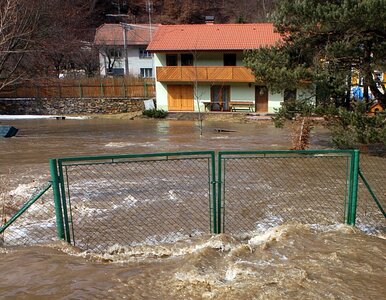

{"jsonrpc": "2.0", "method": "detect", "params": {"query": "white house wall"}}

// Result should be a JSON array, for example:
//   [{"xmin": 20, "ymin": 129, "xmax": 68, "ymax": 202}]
[
  {"xmin": 153, "ymin": 53, "xmax": 314, "ymax": 113},
  {"xmin": 126, "ymin": 46, "xmax": 154, "ymax": 76},
  {"xmin": 99, "ymin": 45, "xmax": 154, "ymax": 77}
]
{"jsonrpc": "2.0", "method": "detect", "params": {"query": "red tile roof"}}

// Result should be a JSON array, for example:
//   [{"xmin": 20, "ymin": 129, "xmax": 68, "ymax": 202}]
[
  {"xmin": 147, "ymin": 23, "xmax": 281, "ymax": 51},
  {"xmin": 94, "ymin": 23, "xmax": 159, "ymax": 46}
]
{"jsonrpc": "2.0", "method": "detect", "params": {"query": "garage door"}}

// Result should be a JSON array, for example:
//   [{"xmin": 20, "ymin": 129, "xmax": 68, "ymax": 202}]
[{"xmin": 167, "ymin": 85, "xmax": 194, "ymax": 111}]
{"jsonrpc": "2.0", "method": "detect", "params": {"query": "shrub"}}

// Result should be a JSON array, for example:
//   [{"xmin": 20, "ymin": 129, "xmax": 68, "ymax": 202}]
[
  {"xmin": 142, "ymin": 109, "xmax": 168, "ymax": 119},
  {"xmin": 272, "ymin": 99, "xmax": 315, "ymax": 128},
  {"xmin": 328, "ymin": 102, "xmax": 386, "ymax": 149}
]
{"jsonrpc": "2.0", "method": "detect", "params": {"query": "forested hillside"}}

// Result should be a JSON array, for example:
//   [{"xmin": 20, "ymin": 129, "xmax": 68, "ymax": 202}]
[
  {"xmin": 0, "ymin": 0, "xmax": 276, "ymax": 86},
  {"xmin": 90, "ymin": 0, "xmax": 277, "ymax": 26}
]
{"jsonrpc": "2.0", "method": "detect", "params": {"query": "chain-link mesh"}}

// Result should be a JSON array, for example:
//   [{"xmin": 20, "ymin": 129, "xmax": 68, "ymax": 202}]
[
  {"xmin": 356, "ymin": 151, "xmax": 386, "ymax": 234},
  {"xmin": 61, "ymin": 155, "xmax": 213, "ymax": 252},
  {"xmin": 1, "ymin": 183, "xmax": 58, "ymax": 246},
  {"xmin": 220, "ymin": 152, "xmax": 353, "ymax": 234}
]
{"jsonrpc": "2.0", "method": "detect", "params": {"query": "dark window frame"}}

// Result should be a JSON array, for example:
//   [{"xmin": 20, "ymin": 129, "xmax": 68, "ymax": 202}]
[
  {"xmin": 166, "ymin": 54, "xmax": 178, "ymax": 66},
  {"xmin": 140, "ymin": 68, "xmax": 153, "ymax": 78},
  {"xmin": 139, "ymin": 48, "xmax": 152, "ymax": 59},
  {"xmin": 223, "ymin": 53, "xmax": 237, "ymax": 66},
  {"xmin": 181, "ymin": 53, "xmax": 194, "ymax": 66}
]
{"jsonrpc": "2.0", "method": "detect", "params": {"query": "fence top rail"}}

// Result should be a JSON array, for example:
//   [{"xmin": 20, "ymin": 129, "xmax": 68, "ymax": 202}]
[
  {"xmin": 53, "ymin": 150, "xmax": 358, "ymax": 164},
  {"xmin": 54, "ymin": 151, "xmax": 216, "ymax": 164},
  {"xmin": 219, "ymin": 149, "xmax": 358, "ymax": 157}
]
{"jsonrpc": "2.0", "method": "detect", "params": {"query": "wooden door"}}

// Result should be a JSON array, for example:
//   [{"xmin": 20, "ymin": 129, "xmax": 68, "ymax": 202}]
[
  {"xmin": 167, "ymin": 85, "xmax": 194, "ymax": 111},
  {"xmin": 255, "ymin": 85, "xmax": 268, "ymax": 112}
]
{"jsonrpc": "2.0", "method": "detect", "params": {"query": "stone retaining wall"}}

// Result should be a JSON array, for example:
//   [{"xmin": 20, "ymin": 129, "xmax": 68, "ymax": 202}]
[{"xmin": 0, "ymin": 98, "xmax": 145, "ymax": 115}]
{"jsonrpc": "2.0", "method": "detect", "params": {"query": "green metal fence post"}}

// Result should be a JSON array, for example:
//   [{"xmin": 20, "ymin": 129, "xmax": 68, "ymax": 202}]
[
  {"xmin": 49, "ymin": 159, "xmax": 65, "ymax": 240},
  {"xmin": 57, "ymin": 160, "xmax": 71, "ymax": 243},
  {"xmin": 217, "ymin": 152, "xmax": 222, "ymax": 234},
  {"xmin": 347, "ymin": 149, "xmax": 360, "ymax": 225},
  {"xmin": 211, "ymin": 152, "xmax": 217, "ymax": 234}
]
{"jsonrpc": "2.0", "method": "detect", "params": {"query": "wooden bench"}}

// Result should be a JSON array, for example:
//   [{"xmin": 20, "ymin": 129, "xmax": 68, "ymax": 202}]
[{"xmin": 229, "ymin": 101, "xmax": 254, "ymax": 112}]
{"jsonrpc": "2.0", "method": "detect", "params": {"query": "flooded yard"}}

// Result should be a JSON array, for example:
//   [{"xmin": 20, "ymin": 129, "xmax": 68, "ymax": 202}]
[{"xmin": 1, "ymin": 116, "xmax": 385, "ymax": 299}]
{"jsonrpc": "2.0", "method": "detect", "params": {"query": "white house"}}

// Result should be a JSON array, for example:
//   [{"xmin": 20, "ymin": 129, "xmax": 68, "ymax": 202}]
[
  {"xmin": 94, "ymin": 23, "xmax": 158, "ymax": 77},
  {"xmin": 147, "ymin": 23, "xmax": 314, "ymax": 113}
]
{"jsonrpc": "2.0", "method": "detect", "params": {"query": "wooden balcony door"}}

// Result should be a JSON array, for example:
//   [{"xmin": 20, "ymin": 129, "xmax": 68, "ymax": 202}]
[
  {"xmin": 211, "ymin": 85, "xmax": 230, "ymax": 111},
  {"xmin": 255, "ymin": 85, "xmax": 268, "ymax": 112},
  {"xmin": 167, "ymin": 85, "xmax": 194, "ymax": 111}
]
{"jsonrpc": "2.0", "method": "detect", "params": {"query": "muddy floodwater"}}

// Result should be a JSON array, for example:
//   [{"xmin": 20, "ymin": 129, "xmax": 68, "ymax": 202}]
[{"xmin": 1, "ymin": 117, "xmax": 385, "ymax": 299}]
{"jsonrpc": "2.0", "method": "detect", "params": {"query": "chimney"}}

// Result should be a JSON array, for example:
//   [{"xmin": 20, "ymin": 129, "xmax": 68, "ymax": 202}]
[{"xmin": 205, "ymin": 16, "xmax": 215, "ymax": 25}]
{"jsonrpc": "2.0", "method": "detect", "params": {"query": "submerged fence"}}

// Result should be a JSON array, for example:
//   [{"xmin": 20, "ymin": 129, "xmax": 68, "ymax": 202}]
[
  {"xmin": 356, "ymin": 153, "xmax": 386, "ymax": 233},
  {"xmin": 218, "ymin": 150, "xmax": 359, "ymax": 234},
  {"xmin": 1, "ymin": 149, "xmax": 384, "ymax": 251},
  {"xmin": 50, "ymin": 152, "xmax": 216, "ymax": 252},
  {"xmin": 0, "ymin": 183, "xmax": 57, "ymax": 246}
]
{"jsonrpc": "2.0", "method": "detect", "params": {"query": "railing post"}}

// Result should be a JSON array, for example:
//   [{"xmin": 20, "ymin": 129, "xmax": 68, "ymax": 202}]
[
  {"xmin": 347, "ymin": 149, "xmax": 360, "ymax": 225},
  {"xmin": 49, "ymin": 159, "xmax": 65, "ymax": 240}
]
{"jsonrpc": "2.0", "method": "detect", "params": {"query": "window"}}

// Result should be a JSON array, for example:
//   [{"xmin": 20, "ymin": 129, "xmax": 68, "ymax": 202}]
[
  {"xmin": 181, "ymin": 54, "xmax": 194, "ymax": 66},
  {"xmin": 166, "ymin": 54, "xmax": 178, "ymax": 66},
  {"xmin": 284, "ymin": 89, "xmax": 297, "ymax": 101},
  {"xmin": 140, "ymin": 68, "xmax": 153, "ymax": 78},
  {"xmin": 109, "ymin": 48, "xmax": 122, "ymax": 59},
  {"xmin": 139, "ymin": 48, "xmax": 152, "ymax": 59},
  {"xmin": 107, "ymin": 68, "xmax": 124, "ymax": 76},
  {"xmin": 223, "ymin": 53, "xmax": 236, "ymax": 66}
]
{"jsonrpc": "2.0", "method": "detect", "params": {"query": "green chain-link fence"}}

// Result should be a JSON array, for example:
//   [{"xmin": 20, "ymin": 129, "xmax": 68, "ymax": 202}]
[
  {"xmin": 218, "ymin": 150, "xmax": 359, "ymax": 234},
  {"xmin": 0, "ymin": 183, "xmax": 57, "ymax": 246},
  {"xmin": 52, "ymin": 152, "xmax": 216, "ymax": 252},
  {"xmin": 1, "ymin": 149, "xmax": 384, "ymax": 251},
  {"xmin": 356, "ymin": 150, "xmax": 386, "ymax": 234}
]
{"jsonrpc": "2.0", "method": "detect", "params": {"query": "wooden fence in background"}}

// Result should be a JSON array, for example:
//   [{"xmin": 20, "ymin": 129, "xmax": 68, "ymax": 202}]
[{"xmin": 0, "ymin": 77, "xmax": 155, "ymax": 99}]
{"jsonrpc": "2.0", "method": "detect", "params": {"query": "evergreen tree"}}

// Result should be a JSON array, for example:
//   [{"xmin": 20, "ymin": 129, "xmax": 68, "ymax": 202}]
[{"xmin": 244, "ymin": 0, "xmax": 386, "ymax": 108}]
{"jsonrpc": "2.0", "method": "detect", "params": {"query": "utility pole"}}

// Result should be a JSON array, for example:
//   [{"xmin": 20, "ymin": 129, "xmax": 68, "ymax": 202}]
[
  {"xmin": 146, "ymin": 0, "xmax": 153, "ymax": 41},
  {"xmin": 121, "ymin": 23, "xmax": 131, "ymax": 75}
]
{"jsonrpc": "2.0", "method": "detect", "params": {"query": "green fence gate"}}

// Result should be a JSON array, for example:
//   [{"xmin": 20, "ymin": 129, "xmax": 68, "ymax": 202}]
[
  {"xmin": 3, "ymin": 149, "xmax": 385, "ymax": 250},
  {"xmin": 47, "ymin": 149, "xmax": 365, "ymax": 252},
  {"xmin": 0, "ymin": 182, "xmax": 57, "ymax": 246},
  {"xmin": 356, "ymin": 152, "xmax": 386, "ymax": 233},
  {"xmin": 218, "ymin": 150, "xmax": 359, "ymax": 234},
  {"xmin": 50, "ymin": 151, "xmax": 216, "ymax": 252}
]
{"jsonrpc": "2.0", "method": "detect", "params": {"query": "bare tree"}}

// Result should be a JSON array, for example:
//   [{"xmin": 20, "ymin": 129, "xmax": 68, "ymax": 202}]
[
  {"xmin": 96, "ymin": 43, "xmax": 123, "ymax": 75},
  {"xmin": 0, "ymin": 0, "xmax": 39, "ymax": 90},
  {"xmin": 73, "ymin": 43, "xmax": 99, "ymax": 77}
]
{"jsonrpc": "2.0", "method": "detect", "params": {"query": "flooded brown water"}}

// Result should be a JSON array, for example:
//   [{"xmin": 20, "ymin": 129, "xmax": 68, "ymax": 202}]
[
  {"xmin": 1, "ymin": 225, "xmax": 385, "ymax": 299},
  {"xmin": 1, "ymin": 117, "xmax": 385, "ymax": 299}
]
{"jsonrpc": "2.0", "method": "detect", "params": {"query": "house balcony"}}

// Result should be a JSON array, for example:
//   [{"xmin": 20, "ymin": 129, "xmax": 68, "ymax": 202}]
[{"xmin": 156, "ymin": 66, "xmax": 255, "ymax": 83}]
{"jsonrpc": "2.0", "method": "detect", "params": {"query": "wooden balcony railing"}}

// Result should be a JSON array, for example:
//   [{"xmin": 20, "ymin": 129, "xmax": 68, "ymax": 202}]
[{"xmin": 156, "ymin": 66, "xmax": 255, "ymax": 83}]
